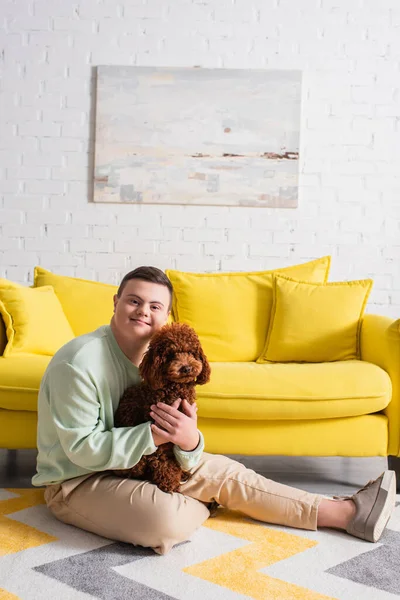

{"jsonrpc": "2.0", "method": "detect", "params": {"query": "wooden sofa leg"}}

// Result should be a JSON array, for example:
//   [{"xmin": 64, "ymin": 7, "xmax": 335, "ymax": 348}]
[{"xmin": 388, "ymin": 456, "xmax": 400, "ymax": 493}]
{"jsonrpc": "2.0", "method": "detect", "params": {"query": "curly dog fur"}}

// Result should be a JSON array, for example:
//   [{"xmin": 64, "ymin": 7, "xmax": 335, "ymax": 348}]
[{"xmin": 113, "ymin": 323, "xmax": 211, "ymax": 493}]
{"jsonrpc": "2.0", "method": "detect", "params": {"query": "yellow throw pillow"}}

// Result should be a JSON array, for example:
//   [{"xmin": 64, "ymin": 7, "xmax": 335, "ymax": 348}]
[
  {"xmin": 0, "ymin": 313, "xmax": 7, "ymax": 356},
  {"xmin": 0, "ymin": 278, "xmax": 23, "ymax": 356},
  {"xmin": 257, "ymin": 274, "xmax": 373, "ymax": 363},
  {"xmin": 34, "ymin": 267, "xmax": 117, "ymax": 336},
  {"xmin": 0, "ymin": 278, "xmax": 22, "ymax": 290},
  {"xmin": 166, "ymin": 256, "xmax": 331, "ymax": 362},
  {"xmin": 0, "ymin": 285, "xmax": 75, "ymax": 357}
]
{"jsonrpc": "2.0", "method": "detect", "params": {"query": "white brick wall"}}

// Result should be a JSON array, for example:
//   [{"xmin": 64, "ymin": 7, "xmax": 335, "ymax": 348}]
[{"xmin": 1, "ymin": 0, "xmax": 400, "ymax": 317}]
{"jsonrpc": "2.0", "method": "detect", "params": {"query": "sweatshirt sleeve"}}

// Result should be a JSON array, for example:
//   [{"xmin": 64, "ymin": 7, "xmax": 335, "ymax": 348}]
[
  {"xmin": 44, "ymin": 362, "xmax": 157, "ymax": 472},
  {"xmin": 173, "ymin": 430, "xmax": 204, "ymax": 470}
]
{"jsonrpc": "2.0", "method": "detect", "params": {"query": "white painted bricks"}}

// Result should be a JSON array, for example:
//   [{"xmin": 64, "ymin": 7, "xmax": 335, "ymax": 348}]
[{"xmin": 0, "ymin": 0, "xmax": 399, "ymax": 318}]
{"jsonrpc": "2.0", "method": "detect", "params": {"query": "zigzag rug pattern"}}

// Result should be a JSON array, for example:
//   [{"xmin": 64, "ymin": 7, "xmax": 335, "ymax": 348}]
[{"xmin": 0, "ymin": 488, "xmax": 399, "ymax": 600}]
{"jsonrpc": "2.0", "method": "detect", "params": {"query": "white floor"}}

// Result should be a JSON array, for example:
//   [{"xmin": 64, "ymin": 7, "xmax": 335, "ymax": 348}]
[{"xmin": 0, "ymin": 449, "xmax": 389, "ymax": 496}]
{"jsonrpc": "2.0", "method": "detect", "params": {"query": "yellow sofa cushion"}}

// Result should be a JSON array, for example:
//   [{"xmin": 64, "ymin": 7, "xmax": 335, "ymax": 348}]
[
  {"xmin": 0, "ymin": 353, "xmax": 390, "ymax": 422},
  {"xmin": 166, "ymin": 256, "xmax": 331, "ymax": 362},
  {"xmin": 0, "ymin": 354, "xmax": 52, "ymax": 411},
  {"xmin": 258, "ymin": 275, "xmax": 373, "ymax": 363},
  {"xmin": 0, "ymin": 284, "xmax": 75, "ymax": 357},
  {"xmin": 34, "ymin": 267, "xmax": 117, "ymax": 336},
  {"xmin": 197, "ymin": 360, "xmax": 390, "ymax": 420}
]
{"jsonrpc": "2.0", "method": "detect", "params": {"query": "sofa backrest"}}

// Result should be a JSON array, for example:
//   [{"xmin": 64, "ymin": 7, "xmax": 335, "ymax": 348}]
[{"xmin": 0, "ymin": 315, "xmax": 6, "ymax": 356}]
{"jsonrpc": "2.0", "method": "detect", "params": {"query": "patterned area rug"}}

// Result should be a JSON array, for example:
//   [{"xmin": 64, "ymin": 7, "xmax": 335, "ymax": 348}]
[{"xmin": 0, "ymin": 488, "xmax": 399, "ymax": 600}]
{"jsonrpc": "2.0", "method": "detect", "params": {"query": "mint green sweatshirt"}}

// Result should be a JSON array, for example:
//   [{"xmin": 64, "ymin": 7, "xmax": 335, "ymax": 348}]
[{"xmin": 32, "ymin": 325, "xmax": 204, "ymax": 487}]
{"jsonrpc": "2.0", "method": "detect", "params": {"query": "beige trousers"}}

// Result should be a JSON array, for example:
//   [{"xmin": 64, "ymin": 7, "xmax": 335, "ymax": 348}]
[{"xmin": 44, "ymin": 452, "xmax": 322, "ymax": 555}]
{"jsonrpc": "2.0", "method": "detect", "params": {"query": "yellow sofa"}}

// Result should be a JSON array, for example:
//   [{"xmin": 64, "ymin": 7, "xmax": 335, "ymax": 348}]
[{"xmin": 0, "ymin": 261, "xmax": 399, "ymax": 490}]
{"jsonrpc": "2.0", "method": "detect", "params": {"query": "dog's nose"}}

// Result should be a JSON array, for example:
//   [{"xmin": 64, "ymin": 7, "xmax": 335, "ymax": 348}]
[{"xmin": 180, "ymin": 365, "xmax": 191, "ymax": 374}]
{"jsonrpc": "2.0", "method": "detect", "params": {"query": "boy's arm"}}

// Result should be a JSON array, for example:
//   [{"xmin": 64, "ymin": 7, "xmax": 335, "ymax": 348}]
[
  {"xmin": 150, "ymin": 399, "xmax": 204, "ymax": 470},
  {"xmin": 173, "ymin": 431, "xmax": 204, "ymax": 470},
  {"xmin": 44, "ymin": 362, "xmax": 157, "ymax": 472}
]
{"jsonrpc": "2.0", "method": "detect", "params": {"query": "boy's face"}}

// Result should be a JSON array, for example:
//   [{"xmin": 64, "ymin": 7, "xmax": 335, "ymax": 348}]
[{"xmin": 112, "ymin": 279, "xmax": 171, "ymax": 346}]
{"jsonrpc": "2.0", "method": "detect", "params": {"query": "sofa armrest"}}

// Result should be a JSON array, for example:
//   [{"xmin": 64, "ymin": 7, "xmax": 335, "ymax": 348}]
[{"xmin": 360, "ymin": 314, "xmax": 400, "ymax": 456}]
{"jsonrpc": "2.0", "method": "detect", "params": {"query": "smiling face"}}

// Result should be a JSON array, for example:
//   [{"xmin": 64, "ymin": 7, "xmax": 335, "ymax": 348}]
[{"xmin": 112, "ymin": 279, "xmax": 171, "ymax": 350}]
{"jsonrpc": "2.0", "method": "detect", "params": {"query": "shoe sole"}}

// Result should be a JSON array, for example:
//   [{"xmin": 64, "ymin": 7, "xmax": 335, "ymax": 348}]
[{"xmin": 366, "ymin": 470, "xmax": 396, "ymax": 542}]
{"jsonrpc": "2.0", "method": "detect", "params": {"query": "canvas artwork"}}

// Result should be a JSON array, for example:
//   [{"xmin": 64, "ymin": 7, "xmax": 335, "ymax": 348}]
[{"xmin": 93, "ymin": 66, "xmax": 302, "ymax": 208}]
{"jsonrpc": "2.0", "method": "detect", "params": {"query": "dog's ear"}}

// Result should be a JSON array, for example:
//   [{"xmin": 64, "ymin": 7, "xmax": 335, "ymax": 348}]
[
  {"xmin": 139, "ymin": 345, "xmax": 166, "ymax": 389},
  {"xmin": 196, "ymin": 345, "xmax": 211, "ymax": 385}
]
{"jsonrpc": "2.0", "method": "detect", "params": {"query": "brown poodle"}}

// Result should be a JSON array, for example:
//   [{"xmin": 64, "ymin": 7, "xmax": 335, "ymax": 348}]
[{"xmin": 113, "ymin": 322, "xmax": 211, "ymax": 493}]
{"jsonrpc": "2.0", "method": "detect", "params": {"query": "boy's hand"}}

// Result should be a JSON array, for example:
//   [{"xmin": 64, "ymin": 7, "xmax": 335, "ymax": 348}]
[
  {"xmin": 150, "ymin": 399, "xmax": 200, "ymax": 451},
  {"xmin": 150, "ymin": 399, "xmax": 181, "ymax": 447}
]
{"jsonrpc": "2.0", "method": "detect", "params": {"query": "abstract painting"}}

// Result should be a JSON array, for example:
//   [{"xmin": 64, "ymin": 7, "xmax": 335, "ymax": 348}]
[{"xmin": 93, "ymin": 66, "xmax": 302, "ymax": 207}]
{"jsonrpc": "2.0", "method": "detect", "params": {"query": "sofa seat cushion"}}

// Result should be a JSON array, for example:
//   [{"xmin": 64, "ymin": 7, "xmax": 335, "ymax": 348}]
[
  {"xmin": 0, "ymin": 355, "xmax": 51, "ymax": 411},
  {"xmin": 197, "ymin": 360, "xmax": 391, "ymax": 420}
]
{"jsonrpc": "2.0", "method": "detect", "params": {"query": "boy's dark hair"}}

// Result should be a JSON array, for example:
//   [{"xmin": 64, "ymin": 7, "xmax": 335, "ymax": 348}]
[{"xmin": 117, "ymin": 266, "xmax": 173, "ymax": 309}]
